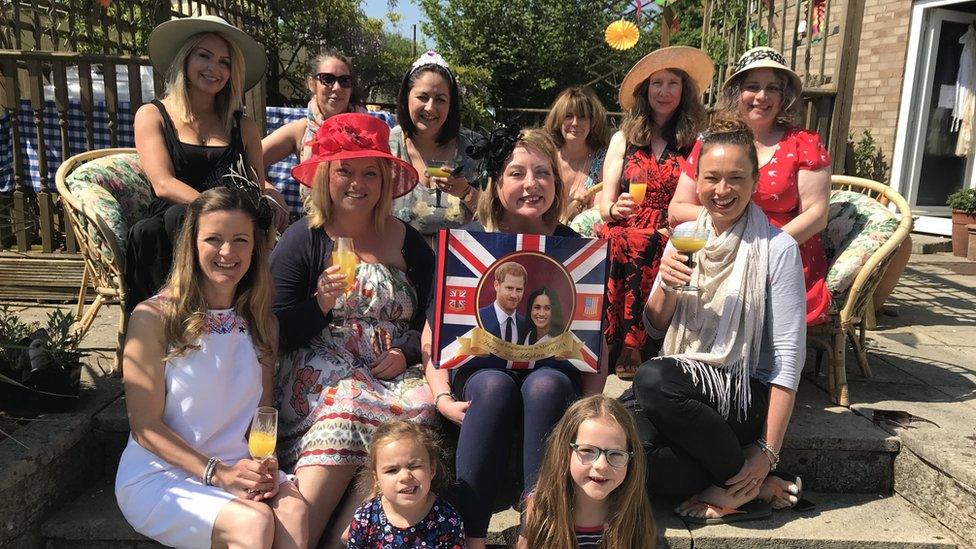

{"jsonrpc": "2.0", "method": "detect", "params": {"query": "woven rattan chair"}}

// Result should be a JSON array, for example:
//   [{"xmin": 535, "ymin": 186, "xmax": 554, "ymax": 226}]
[
  {"xmin": 808, "ymin": 175, "xmax": 913, "ymax": 406},
  {"xmin": 55, "ymin": 148, "xmax": 152, "ymax": 373},
  {"xmin": 564, "ymin": 182, "xmax": 604, "ymax": 224}
]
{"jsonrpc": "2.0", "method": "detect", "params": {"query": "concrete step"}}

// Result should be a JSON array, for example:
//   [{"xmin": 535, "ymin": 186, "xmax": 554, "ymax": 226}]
[
  {"xmin": 911, "ymin": 234, "xmax": 954, "ymax": 255},
  {"xmin": 44, "ymin": 478, "xmax": 959, "ymax": 549}
]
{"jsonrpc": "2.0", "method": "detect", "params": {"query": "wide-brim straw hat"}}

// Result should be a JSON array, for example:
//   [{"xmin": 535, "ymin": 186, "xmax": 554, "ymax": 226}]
[
  {"xmin": 723, "ymin": 46, "xmax": 803, "ymax": 97},
  {"xmin": 292, "ymin": 113, "xmax": 419, "ymax": 199},
  {"xmin": 149, "ymin": 15, "xmax": 267, "ymax": 91},
  {"xmin": 618, "ymin": 46, "xmax": 715, "ymax": 110}
]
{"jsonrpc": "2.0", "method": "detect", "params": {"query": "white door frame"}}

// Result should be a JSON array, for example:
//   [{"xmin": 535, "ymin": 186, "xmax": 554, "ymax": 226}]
[{"xmin": 891, "ymin": 0, "xmax": 976, "ymax": 235}]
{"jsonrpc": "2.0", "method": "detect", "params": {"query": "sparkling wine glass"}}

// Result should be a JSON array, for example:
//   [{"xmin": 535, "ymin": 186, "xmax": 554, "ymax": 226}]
[
  {"xmin": 331, "ymin": 237, "xmax": 357, "ymax": 332},
  {"xmin": 670, "ymin": 222, "xmax": 709, "ymax": 292},
  {"xmin": 248, "ymin": 407, "xmax": 277, "ymax": 461}
]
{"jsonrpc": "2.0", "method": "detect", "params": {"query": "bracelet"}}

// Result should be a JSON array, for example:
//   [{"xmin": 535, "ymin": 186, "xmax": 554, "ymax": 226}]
[
  {"xmin": 434, "ymin": 391, "xmax": 455, "ymax": 407},
  {"xmin": 203, "ymin": 457, "xmax": 221, "ymax": 486},
  {"xmin": 755, "ymin": 438, "xmax": 780, "ymax": 470}
]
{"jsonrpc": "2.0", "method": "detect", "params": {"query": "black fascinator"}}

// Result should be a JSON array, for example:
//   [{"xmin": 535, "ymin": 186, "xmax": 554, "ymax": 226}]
[
  {"xmin": 466, "ymin": 124, "xmax": 522, "ymax": 187},
  {"xmin": 220, "ymin": 156, "xmax": 276, "ymax": 232}
]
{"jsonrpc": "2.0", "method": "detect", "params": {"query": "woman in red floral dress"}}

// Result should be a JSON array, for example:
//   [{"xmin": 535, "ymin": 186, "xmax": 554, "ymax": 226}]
[
  {"xmin": 669, "ymin": 47, "xmax": 832, "ymax": 326},
  {"xmin": 598, "ymin": 47, "xmax": 713, "ymax": 377}
]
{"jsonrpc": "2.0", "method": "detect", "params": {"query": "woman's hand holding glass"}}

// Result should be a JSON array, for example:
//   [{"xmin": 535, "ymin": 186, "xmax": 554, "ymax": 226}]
[
  {"xmin": 612, "ymin": 192, "xmax": 636, "ymax": 219},
  {"xmin": 212, "ymin": 458, "xmax": 277, "ymax": 501},
  {"xmin": 431, "ymin": 172, "xmax": 471, "ymax": 199},
  {"xmin": 315, "ymin": 265, "xmax": 347, "ymax": 315},
  {"xmin": 660, "ymin": 247, "xmax": 693, "ymax": 289}
]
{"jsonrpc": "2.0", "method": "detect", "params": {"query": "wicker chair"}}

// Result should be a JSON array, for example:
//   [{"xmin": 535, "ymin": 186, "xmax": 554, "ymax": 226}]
[
  {"xmin": 54, "ymin": 148, "xmax": 153, "ymax": 372},
  {"xmin": 808, "ymin": 175, "xmax": 913, "ymax": 406}
]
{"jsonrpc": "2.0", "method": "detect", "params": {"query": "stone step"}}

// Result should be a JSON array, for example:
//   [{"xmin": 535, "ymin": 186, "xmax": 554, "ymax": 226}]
[
  {"xmin": 911, "ymin": 234, "xmax": 954, "ymax": 255},
  {"xmin": 44, "ymin": 478, "xmax": 959, "ymax": 549}
]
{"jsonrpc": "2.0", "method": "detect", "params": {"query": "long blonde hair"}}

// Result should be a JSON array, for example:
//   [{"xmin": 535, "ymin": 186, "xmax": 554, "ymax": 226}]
[
  {"xmin": 619, "ymin": 69, "xmax": 705, "ymax": 151},
  {"xmin": 162, "ymin": 31, "xmax": 245, "ymax": 133},
  {"xmin": 475, "ymin": 128, "xmax": 565, "ymax": 232},
  {"xmin": 303, "ymin": 160, "xmax": 393, "ymax": 234},
  {"xmin": 162, "ymin": 187, "xmax": 276, "ymax": 365},
  {"xmin": 522, "ymin": 395, "xmax": 656, "ymax": 549}
]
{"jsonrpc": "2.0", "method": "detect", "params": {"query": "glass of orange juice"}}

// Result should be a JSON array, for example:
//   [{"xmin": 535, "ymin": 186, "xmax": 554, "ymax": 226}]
[
  {"xmin": 670, "ymin": 222, "xmax": 709, "ymax": 292},
  {"xmin": 332, "ymin": 237, "xmax": 357, "ymax": 331},
  {"xmin": 248, "ymin": 406, "xmax": 277, "ymax": 462},
  {"xmin": 629, "ymin": 181, "xmax": 647, "ymax": 205}
]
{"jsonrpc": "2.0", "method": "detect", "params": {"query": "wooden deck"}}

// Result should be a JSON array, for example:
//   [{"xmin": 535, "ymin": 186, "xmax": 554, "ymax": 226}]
[{"xmin": 0, "ymin": 251, "xmax": 85, "ymax": 303}]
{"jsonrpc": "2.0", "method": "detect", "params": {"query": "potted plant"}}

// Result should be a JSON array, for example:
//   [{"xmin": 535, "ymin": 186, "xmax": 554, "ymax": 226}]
[
  {"xmin": 0, "ymin": 307, "xmax": 84, "ymax": 413},
  {"xmin": 947, "ymin": 188, "xmax": 976, "ymax": 257}
]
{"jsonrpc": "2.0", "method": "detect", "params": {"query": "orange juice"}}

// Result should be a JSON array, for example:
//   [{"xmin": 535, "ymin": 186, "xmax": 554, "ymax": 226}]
[
  {"xmin": 334, "ymin": 250, "xmax": 357, "ymax": 290},
  {"xmin": 426, "ymin": 166, "xmax": 452, "ymax": 178},
  {"xmin": 629, "ymin": 182, "xmax": 647, "ymax": 204},
  {"xmin": 670, "ymin": 236, "xmax": 707, "ymax": 253},
  {"xmin": 248, "ymin": 432, "xmax": 276, "ymax": 460}
]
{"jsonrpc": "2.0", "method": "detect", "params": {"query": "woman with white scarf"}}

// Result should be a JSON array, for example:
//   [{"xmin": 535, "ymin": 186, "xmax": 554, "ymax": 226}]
[{"xmin": 635, "ymin": 117, "xmax": 806, "ymax": 524}]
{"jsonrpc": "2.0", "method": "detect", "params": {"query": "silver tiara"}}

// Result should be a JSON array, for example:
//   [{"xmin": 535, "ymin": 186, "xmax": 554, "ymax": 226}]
[{"xmin": 410, "ymin": 50, "xmax": 452, "ymax": 76}]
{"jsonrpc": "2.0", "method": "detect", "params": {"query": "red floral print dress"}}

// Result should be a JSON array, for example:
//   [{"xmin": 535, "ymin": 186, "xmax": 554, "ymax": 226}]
[
  {"xmin": 597, "ymin": 145, "xmax": 681, "ymax": 365},
  {"xmin": 684, "ymin": 127, "xmax": 832, "ymax": 325}
]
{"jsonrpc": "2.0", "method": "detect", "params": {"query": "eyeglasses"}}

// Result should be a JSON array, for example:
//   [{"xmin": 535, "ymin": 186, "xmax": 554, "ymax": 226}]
[
  {"xmin": 742, "ymin": 82, "xmax": 785, "ymax": 96},
  {"xmin": 570, "ymin": 443, "xmax": 632, "ymax": 468},
  {"xmin": 315, "ymin": 72, "xmax": 353, "ymax": 88}
]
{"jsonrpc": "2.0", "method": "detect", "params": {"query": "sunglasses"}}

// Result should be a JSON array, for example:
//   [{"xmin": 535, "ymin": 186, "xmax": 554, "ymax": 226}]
[
  {"xmin": 315, "ymin": 72, "xmax": 353, "ymax": 88},
  {"xmin": 570, "ymin": 443, "xmax": 632, "ymax": 468}
]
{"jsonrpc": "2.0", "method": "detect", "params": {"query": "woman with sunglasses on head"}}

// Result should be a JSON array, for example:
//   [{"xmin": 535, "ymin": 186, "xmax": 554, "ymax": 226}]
[
  {"xmin": 422, "ymin": 128, "xmax": 608, "ymax": 549},
  {"xmin": 270, "ymin": 113, "xmax": 439, "ymax": 548},
  {"xmin": 390, "ymin": 51, "xmax": 486, "ymax": 240},
  {"xmin": 262, "ymin": 50, "xmax": 364, "ymax": 198},
  {"xmin": 125, "ymin": 15, "xmax": 288, "ymax": 312},
  {"xmin": 669, "ymin": 47, "xmax": 833, "ymax": 327},
  {"xmin": 597, "ymin": 47, "xmax": 712, "ymax": 380}
]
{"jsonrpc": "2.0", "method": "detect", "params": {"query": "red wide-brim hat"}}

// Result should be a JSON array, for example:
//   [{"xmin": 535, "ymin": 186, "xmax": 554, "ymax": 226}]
[{"xmin": 292, "ymin": 113, "xmax": 419, "ymax": 199}]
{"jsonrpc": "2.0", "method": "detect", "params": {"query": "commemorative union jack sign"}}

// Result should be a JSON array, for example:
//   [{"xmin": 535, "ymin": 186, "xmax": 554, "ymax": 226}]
[{"xmin": 431, "ymin": 229, "xmax": 609, "ymax": 372}]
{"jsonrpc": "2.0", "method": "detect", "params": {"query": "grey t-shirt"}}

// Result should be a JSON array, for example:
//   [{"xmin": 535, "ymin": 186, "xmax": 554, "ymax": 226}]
[{"xmin": 644, "ymin": 227, "xmax": 806, "ymax": 391}]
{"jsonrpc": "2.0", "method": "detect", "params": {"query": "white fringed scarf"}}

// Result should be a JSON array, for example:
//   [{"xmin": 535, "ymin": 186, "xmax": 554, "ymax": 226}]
[{"xmin": 661, "ymin": 203, "xmax": 770, "ymax": 419}]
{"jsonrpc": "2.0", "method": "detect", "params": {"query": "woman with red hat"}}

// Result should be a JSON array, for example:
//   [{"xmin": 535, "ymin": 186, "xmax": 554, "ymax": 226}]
[{"xmin": 269, "ymin": 112, "xmax": 438, "ymax": 546}]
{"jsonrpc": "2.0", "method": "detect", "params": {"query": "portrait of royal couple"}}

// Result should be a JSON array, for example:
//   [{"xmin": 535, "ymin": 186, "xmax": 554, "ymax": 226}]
[{"xmin": 478, "ymin": 261, "xmax": 566, "ymax": 346}]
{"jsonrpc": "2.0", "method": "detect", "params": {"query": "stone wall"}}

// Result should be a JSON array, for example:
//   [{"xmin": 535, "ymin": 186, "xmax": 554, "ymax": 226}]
[{"xmin": 848, "ymin": 0, "xmax": 914, "ymax": 178}]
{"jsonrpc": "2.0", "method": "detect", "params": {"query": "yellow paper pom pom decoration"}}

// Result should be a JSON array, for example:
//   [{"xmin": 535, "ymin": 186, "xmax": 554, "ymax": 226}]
[{"xmin": 605, "ymin": 20, "xmax": 640, "ymax": 51}]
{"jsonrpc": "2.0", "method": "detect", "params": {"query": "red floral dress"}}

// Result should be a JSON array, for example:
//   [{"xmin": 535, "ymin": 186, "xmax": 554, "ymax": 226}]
[
  {"xmin": 684, "ymin": 127, "xmax": 832, "ymax": 325},
  {"xmin": 597, "ymin": 145, "xmax": 681, "ymax": 365}
]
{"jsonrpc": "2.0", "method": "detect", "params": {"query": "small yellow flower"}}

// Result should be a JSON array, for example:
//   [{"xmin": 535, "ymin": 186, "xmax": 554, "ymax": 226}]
[{"xmin": 605, "ymin": 20, "xmax": 640, "ymax": 51}]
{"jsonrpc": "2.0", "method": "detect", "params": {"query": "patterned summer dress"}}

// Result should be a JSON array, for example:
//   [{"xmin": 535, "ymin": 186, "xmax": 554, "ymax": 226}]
[
  {"xmin": 275, "ymin": 263, "xmax": 437, "ymax": 469},
  {"xmin": 597, "ymin": 145, "xmax": 681, "ymax": 365},
  {"xmin": 346, "ymin": 496, "xmax": 465, "ymax": 548},
  {"xmin": 684, "ymin": 127, "xmax": 832, "ymax": 325}
]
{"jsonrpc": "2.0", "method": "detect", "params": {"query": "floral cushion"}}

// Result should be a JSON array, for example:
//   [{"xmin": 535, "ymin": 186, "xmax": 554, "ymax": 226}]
[
  {"xmin": 64, "ymin": 153, "xmax": 152, "ymax": 250},
  {"xmin": 568, "ymin": 207, "xmax": 603, "ymax": 237},
  {"xmin": 821, "ymin": 190, "xmax": 899, "ymax": 301}
]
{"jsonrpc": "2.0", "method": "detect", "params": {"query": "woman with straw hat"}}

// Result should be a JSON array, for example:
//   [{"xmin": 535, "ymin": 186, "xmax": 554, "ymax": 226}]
[
  {"xmin": 125, "ymin": 15, "xmax": 288, "ymax": 312},
  {"xmin": 597, "ymin": 46, "xmax": 712, "ymax": 380},
  {"xmin": 270, "ymin": 112, "xmax": 439, "ymax": 546},
  {"xmin": 669, "ymin": 46, "xmax": 833, "ymax": 326}
]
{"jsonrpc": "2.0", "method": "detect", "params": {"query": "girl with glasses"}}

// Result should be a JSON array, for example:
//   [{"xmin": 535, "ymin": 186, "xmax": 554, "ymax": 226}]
[{"xmin": 517, "ymin": 395, "xmax": 655, "ymax": 549}]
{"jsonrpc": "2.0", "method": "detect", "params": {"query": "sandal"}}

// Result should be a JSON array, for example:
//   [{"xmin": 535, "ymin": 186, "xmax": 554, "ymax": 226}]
[
  {"xmin": 677, "ymin": 496, "xmax": 772, "ymax": 525},
  {"xmin": 614, "ymin": 348, "xmax": 641, "ymax": 380}
]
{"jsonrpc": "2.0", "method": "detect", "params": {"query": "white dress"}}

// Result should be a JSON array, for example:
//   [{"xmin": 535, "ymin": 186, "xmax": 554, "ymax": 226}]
[{"xmin": 115, "ymin": 308, "xmax": 284, "ymax": 548}]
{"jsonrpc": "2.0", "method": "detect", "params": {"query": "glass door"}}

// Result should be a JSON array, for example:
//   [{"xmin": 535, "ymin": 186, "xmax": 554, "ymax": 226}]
[{"xmin": 905, "ymin": 8, "xmax": 976, "ymax": 221}]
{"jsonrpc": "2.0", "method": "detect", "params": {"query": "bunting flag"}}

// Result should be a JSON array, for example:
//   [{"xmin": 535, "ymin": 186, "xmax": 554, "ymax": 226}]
[{"xmin": 431, "ymin": 229, "xmax": 609, "ymax": 373}]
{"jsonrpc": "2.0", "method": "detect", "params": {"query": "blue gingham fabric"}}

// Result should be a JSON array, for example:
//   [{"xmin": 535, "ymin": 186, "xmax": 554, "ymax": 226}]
[{"xmin": 0, "ymin": 100, "xmax": 396, "ymax": 217}]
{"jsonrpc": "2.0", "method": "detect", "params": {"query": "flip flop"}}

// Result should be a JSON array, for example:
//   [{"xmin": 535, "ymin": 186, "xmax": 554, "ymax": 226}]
[
  {"xmin": 767, "ymin": 472, "xmax": 815, "ymax": 512},
  {"xmin": 678, "ymin": 497, "xmax": 772, "ymax": 525}
]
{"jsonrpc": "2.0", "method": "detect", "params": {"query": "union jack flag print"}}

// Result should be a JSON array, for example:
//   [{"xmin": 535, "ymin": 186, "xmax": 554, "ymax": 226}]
[{"xmin": 432, "ymin": 229, "xmax": 609, "ymax": 373}]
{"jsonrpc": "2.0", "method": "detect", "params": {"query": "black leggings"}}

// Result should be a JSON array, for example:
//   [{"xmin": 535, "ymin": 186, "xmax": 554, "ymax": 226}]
[
  {"xmin": 454, "ymin": 367, "xmax": 580, "ymax": 537},
  {"xmin": 124, "ymin": 202, "xmax": 187, "ymax": 311},
  {"xmin": 631, "ymin": 357, "xmax": 769, "ymax": 498}
]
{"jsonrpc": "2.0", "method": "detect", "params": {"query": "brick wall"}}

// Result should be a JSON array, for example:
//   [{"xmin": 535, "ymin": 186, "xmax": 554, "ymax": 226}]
[{"xmin": 847, "ymin": 0, "xmax": 914, "ymax": 178}]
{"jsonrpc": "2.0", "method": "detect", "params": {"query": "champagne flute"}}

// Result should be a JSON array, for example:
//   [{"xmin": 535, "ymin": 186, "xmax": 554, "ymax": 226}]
[
  {"xmin": 248, "ymin": 406, "xmax": 277, "ymax": 462},
  {"xmin": 331, "ymin": 237, "xmax": 357, "ymax": 332},
  {"xmin": 670, "ymin": 222, "xmax": 709, "ymax": 292},
  {"xmin": 629, "ymin": 181, "xmax": 647, "ymax": 205}
]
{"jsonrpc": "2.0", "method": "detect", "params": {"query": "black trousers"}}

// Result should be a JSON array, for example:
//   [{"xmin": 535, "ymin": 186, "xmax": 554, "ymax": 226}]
[
  {"xmin": 123, "ymin": 201, "xmax": 188, "ymax": 311},
  {"xmin": 631, "ymin": 356, "xmax": 769, "ymax": 498}
]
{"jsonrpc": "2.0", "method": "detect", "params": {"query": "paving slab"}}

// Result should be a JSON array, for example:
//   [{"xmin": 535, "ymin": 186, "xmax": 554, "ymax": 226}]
[
  {"xmin": 41, "ymin": 477, "xmax": 160, "ymax": 548},
  {"xmin": 686, "ymin": 492, "xmax": 958, "ymax": 549},
  {"xmin": 896, "ymin": 448, "xmax": 976, "ymax": 547}
]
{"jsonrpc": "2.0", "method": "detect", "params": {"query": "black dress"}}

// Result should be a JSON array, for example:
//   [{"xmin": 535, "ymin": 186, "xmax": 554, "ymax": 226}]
[{"xmin": 124, "ymin": 100, "xmax": 247, "ymax": 311}]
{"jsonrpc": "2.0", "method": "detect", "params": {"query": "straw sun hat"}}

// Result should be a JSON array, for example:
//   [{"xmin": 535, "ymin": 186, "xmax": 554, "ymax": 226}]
[
  {"xmin": 148, "ymin": 15, "xmax": 268, "ymax": 91},
  {"xmin": 724, "ymin": 46, "xmax": 803, "ymax": 97},
  {"xmin": 618, "ymin": 46, "xmax": 715, "ymax": 110}
]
